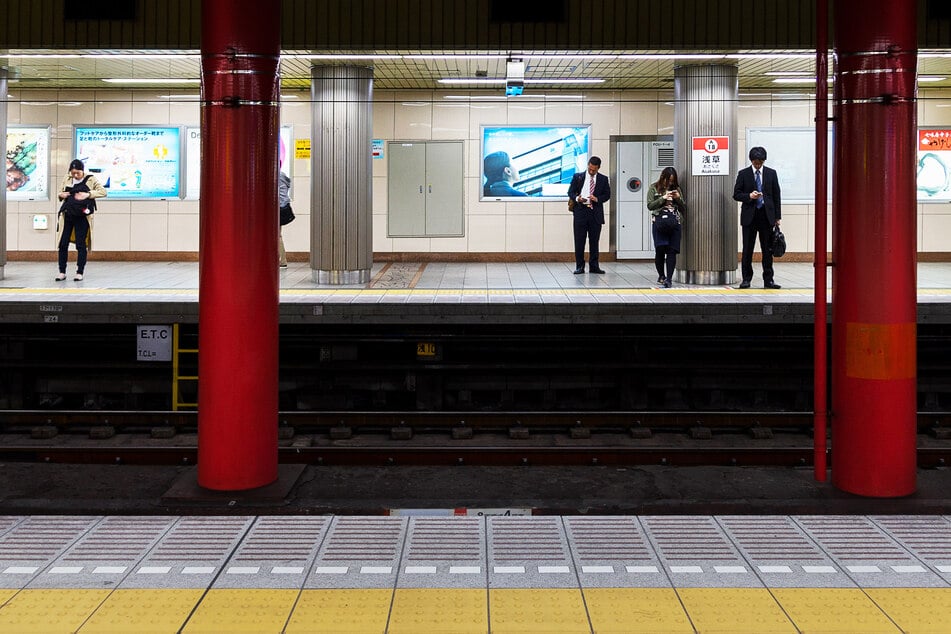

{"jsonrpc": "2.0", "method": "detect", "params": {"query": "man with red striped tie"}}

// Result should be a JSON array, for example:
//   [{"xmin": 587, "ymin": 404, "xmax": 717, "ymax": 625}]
[{"xmin": 566, "ymin": 156, "xmax": 611, "ymax": 274}]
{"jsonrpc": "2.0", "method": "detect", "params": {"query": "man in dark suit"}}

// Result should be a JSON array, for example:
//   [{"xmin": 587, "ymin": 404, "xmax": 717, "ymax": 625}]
[
  {"xmin": 566, "ymin": 156, "xmax": 611, "ymax": 274},
  {"xmin": 733, "ymin": 146, "xmax": 782, "ymax": 289}
]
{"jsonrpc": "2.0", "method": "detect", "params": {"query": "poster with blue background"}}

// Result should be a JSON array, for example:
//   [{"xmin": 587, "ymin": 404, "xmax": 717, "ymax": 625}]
[
  {"xmin": 73, "ymin": 126, "xmax": 181, "ymax": 199},
  {"xmin": 481, "ymin": 125, "xmax": 590, "ymax": 200}
]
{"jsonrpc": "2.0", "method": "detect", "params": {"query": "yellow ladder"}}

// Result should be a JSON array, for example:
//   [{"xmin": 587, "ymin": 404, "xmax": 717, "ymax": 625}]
[{"xmin": 172, "ymin": 323, "xmax": 198, "ymax": 410}]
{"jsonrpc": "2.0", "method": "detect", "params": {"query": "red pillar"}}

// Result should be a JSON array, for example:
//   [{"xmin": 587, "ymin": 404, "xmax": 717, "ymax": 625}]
[
  {"xmin": 831, "ymin": 0, "xmax": 917, "ymax": 496},
  {"xmin": 197, "ymin": 0, "xmax": 280, "ymax": 490}
]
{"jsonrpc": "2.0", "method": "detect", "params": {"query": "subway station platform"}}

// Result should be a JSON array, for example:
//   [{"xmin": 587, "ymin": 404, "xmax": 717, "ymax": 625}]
[
  {"xmin": 0, "ymin": 260, "xmax": 950, "ymax": 325},
  {"xmin": 0, "ymin": 513, "xmax": 949, "ymax": 633}
]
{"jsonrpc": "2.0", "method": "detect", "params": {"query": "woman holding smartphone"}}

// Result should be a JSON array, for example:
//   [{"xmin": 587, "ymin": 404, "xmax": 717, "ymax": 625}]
[{"xmin": 646, "ymin": 167, "xmax": 686, "ymax": 288}]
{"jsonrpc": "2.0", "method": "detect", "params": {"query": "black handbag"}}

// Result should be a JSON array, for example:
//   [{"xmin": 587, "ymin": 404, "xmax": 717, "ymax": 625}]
[
  {"xmin": 771, "ymin": 225, "xmax": 787, "ymax": 257},
  {"xmin": 279, "ymin": 203, "xmax": 295, "ymax": 226},
  {"xmin": 654, "ymin": 211, "xmax": 679, "ymax": 236}
]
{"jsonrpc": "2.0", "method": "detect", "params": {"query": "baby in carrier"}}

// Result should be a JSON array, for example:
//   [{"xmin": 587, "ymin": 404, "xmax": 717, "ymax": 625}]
[{"xmin": 59, "ymin": 175, "xmax": 96, "ymax": 217}]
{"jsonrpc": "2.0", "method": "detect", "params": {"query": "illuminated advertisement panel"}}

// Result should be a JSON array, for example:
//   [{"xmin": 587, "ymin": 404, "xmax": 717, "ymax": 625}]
[
  {"xmin": 918, "ymin": 128, "xmax": 951, "ymax": 202},
  {"xmin": 73, "ymin": 126, "xmax": 182, "ymax": 199},
  {"xmin": 6, "ymin": 125, "xmax": 51, "ymax": 201},
  {"xmin": 480, "ymin": 125, "xmax": 590, "ymax": 200},
  {"xmin": 184, "ymin": 126, "xmax": 292, "ymax": 200}
]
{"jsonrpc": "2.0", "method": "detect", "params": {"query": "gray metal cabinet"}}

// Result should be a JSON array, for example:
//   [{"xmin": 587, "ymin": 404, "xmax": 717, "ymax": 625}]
[{"xmin": 387, "ymin": 141, "xmax": 464, "ymax": 237}]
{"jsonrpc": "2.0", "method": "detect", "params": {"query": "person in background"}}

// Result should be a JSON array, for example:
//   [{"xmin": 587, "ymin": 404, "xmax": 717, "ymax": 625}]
[
  {"xmin": 483, "ymin": 151, "xmax": 527, "ymax": 197},
  {"xmin": 646, "ymin": 167, "xmax": 686, "ymax": 288},
  {"xmin": 566, "ymin": 156, "xmax": 611, "ymax": 274},
  {"xmin": 733, "ymin": 146, "xmax": 782, "ymax": 289},
  {"xmin": 278, "ymin": 169, "xmax": 293, "ymax": 267},
  {"xmin": 55, "ymin": 159, "xmax": 106, "ymax": 282}
]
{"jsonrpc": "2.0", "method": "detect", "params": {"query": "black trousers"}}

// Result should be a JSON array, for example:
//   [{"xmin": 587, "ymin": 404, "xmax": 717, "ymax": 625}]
[
  {"xmin": 741, "ymin": 207, "xmax": 774, "ymax": 283},
  {"xmin": 58, "ymin": 213, "xmax": 90, "ymax": 274},
  {"xmin": 573, "ymin": 210, "xmax": 602, "ymax": 269}
]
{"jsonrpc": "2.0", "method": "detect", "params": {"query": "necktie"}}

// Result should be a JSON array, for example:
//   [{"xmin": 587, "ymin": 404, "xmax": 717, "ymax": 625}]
[
  {"xmin": 588, "ymin": 176, "xmax": 595, "ymax": 206},
  {"xmin": 755, "ymin": 170, "xmax": 764, "ymax": 208}
]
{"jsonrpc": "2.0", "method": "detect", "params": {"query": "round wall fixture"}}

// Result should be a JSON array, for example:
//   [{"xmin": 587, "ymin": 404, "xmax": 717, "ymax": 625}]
[{"xmin": 627, "ymin": 177, "xmax": 642, "ymax": 192}]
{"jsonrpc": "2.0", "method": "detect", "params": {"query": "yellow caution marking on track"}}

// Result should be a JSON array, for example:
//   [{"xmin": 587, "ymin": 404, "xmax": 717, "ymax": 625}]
[
  {"xmin": 677, "ymin": 587, "xmax": 796, "ymax": 633},
  {"xmin": 0, "ymin": 589, "xmax": 110, "ymax": 634},
  {"xmin": 285, "ymin": 589, "xmax": 392, "ymax": 634},
  {"xmin": 181, "ymin": 589, "xmax": 298, "ymax": 634},
  {"xmin": 864, "ymin": 588, "xmax": 951, "ymax": 634},
  {"xmin": 388, "ymin": 588, "xmax": 488, "ymax": 634},
  {"xmin": 489, "ymin": 588, "xmax": 589, "ymax": 634},
  {"xmin": 79, "ymin": 589, "xmax": 203, "ymax": 633},
  {"xmin": 585, "ymin": 587, "xmax": 693, "ymax": 633},
  {"xmin": 771, "ymin": 588, "xmax": 901, "ymax": 633}
]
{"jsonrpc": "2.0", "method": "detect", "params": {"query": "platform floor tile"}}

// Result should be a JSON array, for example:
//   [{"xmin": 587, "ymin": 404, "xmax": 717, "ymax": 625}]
[
  {"xmin": 388, "ymin": 588, "xmax": 488, "ymax": 634},
  {"xmin": 865, "ymin": 588, "xmax": 951, "ymax": 634},
  {"xmin": 180, "ymin": 589, "xmax": 298, "ymax": 634},
  {"xmin": 676, "ymin": 588, "xmax": 796, "ymax": 633},
  {"xmin": 77, "ymin": 589, "xmax": 203, "ymax": 633},
  {"xmin": 285, "ymin": 588, "xmax": 392, "ymax": 633},
  {"xmin": 771, "ymin": 588, "xmax": 901, "ymax": 633},
  {"xmin": 488, "ymin": 588, "xmax": 590, "ymax": 633},
  {"xmin": 0, "ymin": 588, "xmax": 110, "ymax": 634},
  {"xmin": 584, "ymin": 588, "xmax": 693, "ymax": 633}
]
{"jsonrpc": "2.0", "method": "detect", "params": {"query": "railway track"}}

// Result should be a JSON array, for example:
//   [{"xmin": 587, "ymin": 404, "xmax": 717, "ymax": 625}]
[{"xmin": 1, "ymin": 410, "xmax": 949, "ymax": 467}]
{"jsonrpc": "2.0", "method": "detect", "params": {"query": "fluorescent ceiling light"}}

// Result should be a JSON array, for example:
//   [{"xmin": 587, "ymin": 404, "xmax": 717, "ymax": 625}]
[
  {"xmin": 617, "ymin": 54, "xmax": 725, "ymax": 60},
  {"xmin": 439, "ymin": 77, "xmax": 603, "ymax": 85},
  {"xmin": 526, "ymin": 78, "xmax": 603, "ymax": 84},
  {"xmin": 102, "ymin": 78, "xmax": 200, "ymax": 84},
  {"xmin": 284, "ymin": 54, "xmax": 402, "ymax": 60},
  {"xmin": 919, "ymin": 76, "xmax": 946, "ymax": 82},
  {"xmin": 83, "ymin": 53, "xmax": 200, "ymax": 59},
  {"xmin": 439, "ymin": 78, "xmax": 506, "ymax": 85},
  {"xmin": 773, "ymin": 77, "xmax": 820, "ymax": 84},
  {"xmin": 728, "ymin": 53, "xmax": 813, "ymax": 59},
  {"xmin": 7, "ymin": 54, "xmax": 82, "ymax": 59},
  {"xmin": 765, "ymin": 71, "xmax": 814, "ymax": 76}
]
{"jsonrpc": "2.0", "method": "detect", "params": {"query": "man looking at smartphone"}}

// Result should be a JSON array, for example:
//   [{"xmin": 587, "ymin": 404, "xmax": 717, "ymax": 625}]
[{"xmin": 733, "ymin": 146, "xmax": 782, "ymax": 289}]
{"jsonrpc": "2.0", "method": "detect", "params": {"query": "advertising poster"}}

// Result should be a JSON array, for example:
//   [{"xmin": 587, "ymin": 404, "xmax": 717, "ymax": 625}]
[
  {"xmin": 184, "ymin": 126, "xmax": 292, "ymax": 200},
  {"xmin": 6, "ymin": 125, "xmax": 51, "ymax": 201},
  {"xmin": 918, "ymin": 129, "xmax": 951, "ymax": 202},
  {"xmin": 74, "ymin": 126, "xmax": 182, "ymax": 199},
  {"xmin": 481, "ymin": 125, "xmax": 590, "ymax": 200}
]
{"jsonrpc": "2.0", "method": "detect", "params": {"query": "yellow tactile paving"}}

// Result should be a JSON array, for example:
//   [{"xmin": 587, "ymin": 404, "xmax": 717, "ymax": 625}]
[
  {"xmin": 78, "ymin": 589, "xmax": 204, "ymax": 633},
  {"xmin": 0, "ymin": 589, "xmax": 17, "ymax": 605},
  {"xmin": 865, "ymin": 588, "xmax": 951, "ymax": 634},
  {"xmin": 388, "ymin": 588, "xmax": 488, "ymax": 634},
  {"xmin": 0, "ymin": 589, "xmax": 110, "ymax": 634},
  {"xmin": 677, "ymin": 588, "xmax": 796, "ymax": 634},
  {"xmin": 584, "ymin": 588, "xmax": 693, "ymax": 633},
  {"xmin": 489, "ymin": 588, "xmax": 590, "ymax": 634},
  {"xmin": 772, "ymin": 588, "xmax": 901, "ymax": 633},
  {"xmin": 285, "ymin": 589, "xmax": 392, "ymax": 634},
  {"xmin": 181, "ymin": 589, "xmax": 298, "ymax": 634}
]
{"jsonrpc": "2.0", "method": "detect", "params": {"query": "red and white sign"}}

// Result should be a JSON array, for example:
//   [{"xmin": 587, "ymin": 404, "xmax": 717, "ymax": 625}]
[{"xmin": 692, "ymin": 136, "xmax": 730, "ymax": 176}]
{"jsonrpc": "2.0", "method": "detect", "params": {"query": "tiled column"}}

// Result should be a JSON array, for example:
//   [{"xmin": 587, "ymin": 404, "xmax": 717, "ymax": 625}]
[
  {"xmin": 310, "ymin": 65, "xmax": 373, "ymax": 285},
  {"xmin": 674, "ymin": 64, "xmax": 739, "ymax": 285}
]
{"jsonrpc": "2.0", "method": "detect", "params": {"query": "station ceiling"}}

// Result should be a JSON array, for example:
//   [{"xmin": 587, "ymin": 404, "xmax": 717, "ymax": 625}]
[{"xmin": 5, "ymin": 48, "xmax": 951, "ymax": 92}]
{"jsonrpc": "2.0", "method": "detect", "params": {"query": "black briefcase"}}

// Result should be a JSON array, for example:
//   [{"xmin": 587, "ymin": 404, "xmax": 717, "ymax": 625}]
[{"xmin": 771, "ymin": 226, "xmax": 787, "ymax": 257}]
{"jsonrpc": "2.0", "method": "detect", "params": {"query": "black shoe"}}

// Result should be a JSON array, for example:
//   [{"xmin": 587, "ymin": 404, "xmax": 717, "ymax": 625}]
[
  {"xmin": 765, "ymin": 282, "xmax": 782, "ymax": 289},
  {"xmin": 657, "ymin": 276, "xmax": 666, "ymax": 284},
  {"xmin": 738, "ymin": 280, "xmax": 751, "ymax": 289},
  {"xmin": 664, "ymin": 279, "xmax": 672, "ymax": 288},
  {"xmin": 573, "ymin": 267, "xmax": 585, "ymax": 274},
  {"xmin": 590, "ymin": 267, "xmax": 605, "ymax": 274}
]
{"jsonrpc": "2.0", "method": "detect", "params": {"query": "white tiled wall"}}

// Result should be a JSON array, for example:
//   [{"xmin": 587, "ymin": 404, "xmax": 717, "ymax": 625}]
[{"xmin": 7, "ymin": 87, "xmax": 951, "ymax": 256}]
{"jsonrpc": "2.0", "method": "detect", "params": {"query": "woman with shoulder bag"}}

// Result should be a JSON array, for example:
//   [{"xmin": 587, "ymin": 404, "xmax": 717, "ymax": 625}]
[{"xmin": 646, "ymin": 166, "xmax": 686, "ymax": 288}]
